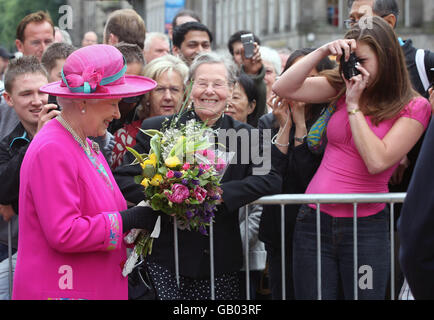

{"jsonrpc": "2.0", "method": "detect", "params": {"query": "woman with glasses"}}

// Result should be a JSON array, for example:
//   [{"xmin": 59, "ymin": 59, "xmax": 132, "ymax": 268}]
[
  {"xmin": 114, "ymin": 52, "xmax": 282, "ymax": 300},
  {"xmin": 110, "ymin": 55, "xmax": 189, "ymax": 170}
]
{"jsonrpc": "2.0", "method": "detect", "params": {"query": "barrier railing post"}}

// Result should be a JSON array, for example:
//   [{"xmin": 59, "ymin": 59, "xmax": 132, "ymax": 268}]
[
  {"xmin": 8, "ymin": 221, "xmax": 13, "ymax": 299},
  {"xmin": 245, "ymin": 205, "xmax": 250, "ymax": 300},
  {"xmin": 390, "ymin": 202, "xmax": 395, "ymax": 300},
  {"xmin": 281, "ymin": 204, "xmax": 286, "ymax": 300},
  {"xmin": 353, "ymin": 203, "xmax": 358, "ymax": 300},
  {"xmin": 210, "ymin": 220, "xmax": 215, "ymax": 300},
  {"xmin": 173, "ymin": 217, "xmax": 180, "ymax": 289},
  {"xmin": 316, "ymin": 203, "xmax": 321, "ymax": 300}
]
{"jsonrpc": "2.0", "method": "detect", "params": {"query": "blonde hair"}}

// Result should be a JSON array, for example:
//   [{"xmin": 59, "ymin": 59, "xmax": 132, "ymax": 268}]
[{"xmin": 138, "ymin": 55, "xmax": 189, "ymax": 119}]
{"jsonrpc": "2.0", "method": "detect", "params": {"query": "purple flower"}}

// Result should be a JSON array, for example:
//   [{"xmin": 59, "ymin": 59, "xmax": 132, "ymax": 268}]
[
  {"xmin": 198, "ymin": 168, "xmax": 204, "ymax": 177},
  {"xmin": 199, "ymin": 225, "xmax": 208, "ymax": 236},
  {"xmin": 181, "ymin": 179, "xmax": 189, "ymax": 185},
  {"xmin": 186, "ymin": 210, "xmax": 194, "ymax": 219},
  {"xmin": 192, "ymin": 179, "xmax": 200, "ymax": 186},
  {"xmin": 174, "ymin": 171, "xmax": 183, "ymax": 178}
]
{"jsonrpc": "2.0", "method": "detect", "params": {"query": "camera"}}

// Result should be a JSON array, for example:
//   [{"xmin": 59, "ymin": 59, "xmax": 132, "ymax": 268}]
[
  {"xmin": 241, "ymin": 33, "xmax": 255, "ymax": 59},
  {"xmin": 340, "ymin": 52, "xmax": 361, "ymax": 80},
  {"xmin": 48, "ymin": 94, "xmax": 61, "ymax": 111}
]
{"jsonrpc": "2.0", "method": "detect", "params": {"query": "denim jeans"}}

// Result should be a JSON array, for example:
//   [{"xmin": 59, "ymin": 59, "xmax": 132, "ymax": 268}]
[{"xmin": 293, "ymin": 205, "xmax": 390, "ymax": 300}]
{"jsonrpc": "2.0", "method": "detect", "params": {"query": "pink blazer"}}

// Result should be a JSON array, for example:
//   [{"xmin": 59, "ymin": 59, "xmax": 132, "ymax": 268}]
[{"xmin": 13, "ymin": 120, "xmax": 128, "ymax": 300}]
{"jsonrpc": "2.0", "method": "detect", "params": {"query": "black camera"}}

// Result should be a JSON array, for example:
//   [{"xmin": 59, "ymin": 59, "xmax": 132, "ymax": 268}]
[
  {"xmin": 241, "ymin": 33, "xmax": 255, "ymax": 59},
  {"xmin": 340, "ymin": 52, "xmax": 361, "ymax": 80},
  {"xmin": 48, "ymin": 94, "xmax": 61, "ymax": 111}
]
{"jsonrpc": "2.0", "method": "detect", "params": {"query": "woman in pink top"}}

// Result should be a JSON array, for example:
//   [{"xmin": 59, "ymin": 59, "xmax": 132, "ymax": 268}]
[
  {"xmin": 12, "ymin": 45, "xmax": 158, "ymax": 300},
  {"xmin": 272, "ymin": 17, "xmax": 431, "ymax": 299}
]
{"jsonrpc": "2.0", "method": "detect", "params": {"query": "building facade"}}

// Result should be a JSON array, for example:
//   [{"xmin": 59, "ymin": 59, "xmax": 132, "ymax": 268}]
[{"xmin": 66, "ymin": 0, "xmax": 434, "ymax": 51}]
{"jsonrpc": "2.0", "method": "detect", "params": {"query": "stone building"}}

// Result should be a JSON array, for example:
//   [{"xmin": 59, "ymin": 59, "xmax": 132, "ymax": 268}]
[{"xmin": 66, "ymin": 0, "xmax": 434, "ymax": 51}]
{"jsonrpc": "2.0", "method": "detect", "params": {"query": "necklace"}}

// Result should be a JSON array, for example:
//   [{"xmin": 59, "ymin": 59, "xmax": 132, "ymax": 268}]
[
  {"xmin": 57, "ymin": 115, "xmax": 91, "ymax": 155},
  {"xmin": 56, "ymin": 115, "xmax": 113, "ymax": 190}
]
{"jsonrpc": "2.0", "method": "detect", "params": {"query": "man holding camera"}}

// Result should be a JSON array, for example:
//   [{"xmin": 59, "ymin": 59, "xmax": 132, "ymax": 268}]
[{"xmin": 227, "ymin": 31, "xmax": 267, "ymax": 128}]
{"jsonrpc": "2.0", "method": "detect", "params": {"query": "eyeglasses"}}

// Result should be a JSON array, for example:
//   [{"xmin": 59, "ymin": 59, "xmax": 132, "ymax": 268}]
[
  {"xmin": 344, "ymin": 14, "xmax": 390, "ymax": 29},
  {"xmin": 153, "ymin": 86, "xmax": 182, "ymax": 95},
  {"xmin": 194, "ymin": 81, "xmax": 228, "ymax": 90}
]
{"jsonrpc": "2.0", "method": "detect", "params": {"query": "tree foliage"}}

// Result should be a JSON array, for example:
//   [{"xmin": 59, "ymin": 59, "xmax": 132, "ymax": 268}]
[{"xmin": 0, "ymin": 0, "xmax": 66, "ymax": 51}]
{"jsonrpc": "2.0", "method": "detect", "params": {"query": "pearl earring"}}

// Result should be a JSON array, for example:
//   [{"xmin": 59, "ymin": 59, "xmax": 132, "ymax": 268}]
[{"xmin": 81, "ymin": 109, "xmax": 86, "ymax": 114}]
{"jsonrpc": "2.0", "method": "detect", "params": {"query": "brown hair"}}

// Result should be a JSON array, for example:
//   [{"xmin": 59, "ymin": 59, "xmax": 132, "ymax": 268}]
[
  {"xmin": 104, "ymin": 9, "xmax": 146, "ymax": 50},
  {"xmin": 114, "ymin": 42, "xmax": 145, "ymax": 65},
  {"xmin": 323, "ymin": 16, "xmax": 416, "ymax": 125},
  {"xmin": 4, "ymin": 56, "xmax": 48, "ymax": 93},
  {"xmin": 41, "ymin": 42, "xmax": 76, "ymax": 74},
  {"xmin": 16, "ymin": 11, "xmax": 55, "ymax": 42}
]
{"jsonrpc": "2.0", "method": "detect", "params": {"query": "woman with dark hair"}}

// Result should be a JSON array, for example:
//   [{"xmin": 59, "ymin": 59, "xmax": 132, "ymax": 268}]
[
  {"xmin": 223, "ymin": 73, "xmax": 265, "ymax": 300},
  {"xmin": 224, "ymin": 73, "xmax": 257, "ymax": 123},
  {"xmin": 273, "ymin": 17, "xmax": 431, "ymax": 300},
  {"xmin": 258, "ymin": 48, "xmax": 336, "ymax": 300}
]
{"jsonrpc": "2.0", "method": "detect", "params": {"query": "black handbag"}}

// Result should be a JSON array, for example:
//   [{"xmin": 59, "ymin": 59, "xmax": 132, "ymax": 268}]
[{"xmin": 128, "ymin": 259, "xmax": 157, "ymax": 300}]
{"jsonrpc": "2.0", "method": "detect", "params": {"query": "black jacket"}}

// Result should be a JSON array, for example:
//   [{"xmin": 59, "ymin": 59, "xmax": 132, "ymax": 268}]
[
  {"xmin": 389, "ymin": 40, "xmax": 434, "ymax": 216},
  {"xmin": 258, "ymin": 112, "xmax": 323, "ymax": 250},
  {"xmin": 0, "ymin": 122, "xmax": 31, "ymax": 214},
  {"xmin": 398, "ymin": 118, "xmax": 434, "ymax": 300},
  {"xmin": 401, "ymin": 39, "xmax": 434, "ymax": 98},
  {"xmin": 114, "ymin": 111, "xmax": 282, "ymax": 278}
]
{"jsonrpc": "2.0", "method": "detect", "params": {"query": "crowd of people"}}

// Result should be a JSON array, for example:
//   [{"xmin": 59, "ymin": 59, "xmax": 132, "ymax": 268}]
[{"xmin": 0, "ymin": 0, "xmax": 434, "ymax": 300}]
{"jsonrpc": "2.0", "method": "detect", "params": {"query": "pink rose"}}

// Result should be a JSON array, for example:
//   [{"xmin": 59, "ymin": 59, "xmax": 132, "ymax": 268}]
[
  {"xmin": 193, "ymin": 186, "xmax": 208, "ymax": 204},
  {"xmin": 168, "ymin": 184, "xmax": 190, "ymax": 204},
  {"xmin": 215, "ymin": 157, "xmax": 226, "ymax": 171},
  {"xmin": 182, "ymin": 163, "xmax": 191, "ymax": 171},
  {"xmin": 198, "ymin": 149, "xmax": 216, "ymax": 161},
  {"xmin": 199, "ymin": 163, "xmax": 210, "ymax": 171},
  {"xmin": 166, "ymin": 170, "xmax": 175, "ymax": 179}
]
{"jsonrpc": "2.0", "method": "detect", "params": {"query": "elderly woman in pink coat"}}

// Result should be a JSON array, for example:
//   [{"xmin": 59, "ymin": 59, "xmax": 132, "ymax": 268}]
[{"xmin": 12, "ymin": 45, "xmax": 157, "ymax": 300}]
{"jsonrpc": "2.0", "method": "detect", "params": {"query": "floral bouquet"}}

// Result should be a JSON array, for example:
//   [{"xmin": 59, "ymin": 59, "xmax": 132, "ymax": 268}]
[{"xmin": 122, "ymin": 116, "xmax": 234, "ymax": 277}]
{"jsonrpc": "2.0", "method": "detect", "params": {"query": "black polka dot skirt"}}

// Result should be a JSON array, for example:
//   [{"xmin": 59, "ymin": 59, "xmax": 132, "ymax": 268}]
[{"xmin": 147, "ymin": 261, "xmax": 240, "ymax": 300}]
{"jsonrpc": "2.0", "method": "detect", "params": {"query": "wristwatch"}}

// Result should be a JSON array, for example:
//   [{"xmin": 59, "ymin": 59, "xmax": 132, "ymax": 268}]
[{"xmin": 294, "ymin": 135, "xmax": 307, "ymax": 143}]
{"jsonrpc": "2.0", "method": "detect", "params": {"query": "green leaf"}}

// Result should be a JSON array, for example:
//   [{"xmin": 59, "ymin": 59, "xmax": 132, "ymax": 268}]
[
  {"xmin": 150, "ymin": 134, "xmax": 161, "ymax": 164},
  {"xmin": 126, "ymin": 147, "xmax": 145, "ymax": 164},
  {"xmin": 139, "ymin": 128, "xmax": 163, "ymax": 138},
  {"xmin": 134, "ymin": 175, "xmax": 144, "ymax": 185}
]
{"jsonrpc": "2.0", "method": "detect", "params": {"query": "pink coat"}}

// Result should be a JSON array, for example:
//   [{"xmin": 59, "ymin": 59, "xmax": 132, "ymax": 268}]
[{"xmin": 13, "ymin": 119, "xmax": 128, "ymax": 300}]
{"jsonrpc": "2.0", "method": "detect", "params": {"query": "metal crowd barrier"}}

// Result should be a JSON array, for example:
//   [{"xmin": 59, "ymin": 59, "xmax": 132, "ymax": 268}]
[
  {"xmin": 171, "ymin": 193, "xmax": 406, "ymax": 300},
  {"xmin": 7, "ymin": 220, "xmax": 13, "ymax": 300},
  {"xmin": 4, "ymin": 193, "xmax": 405, "ymax": 300}
]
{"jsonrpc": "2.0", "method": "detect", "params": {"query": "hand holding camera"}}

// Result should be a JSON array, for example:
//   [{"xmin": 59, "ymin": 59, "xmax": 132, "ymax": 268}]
[
  {"xmin": 37, "ymin": 103, "xmax": 61, "ymax": 134},
  {"xmin": 341, "ymin": 52, "xmax": 361, "ymax": 80},
  {"xmin": 241, "ymin": 33, "xmax": 262, "ymax": 75}
]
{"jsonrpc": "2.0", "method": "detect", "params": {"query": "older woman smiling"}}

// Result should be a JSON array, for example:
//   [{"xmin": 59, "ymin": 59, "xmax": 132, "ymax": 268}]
[
  {"xmin": 12, "ymin": 45, "xmax": 160, "ymax": 300},
  {"xmin": 114, "ymin": 52, "xmax": 282, "ymax": 300}
]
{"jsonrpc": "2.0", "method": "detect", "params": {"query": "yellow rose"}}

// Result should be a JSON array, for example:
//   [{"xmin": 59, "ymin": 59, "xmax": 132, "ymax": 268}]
[
  {"xmin": 150, "ymin": 174, "xmax": 163, "ymax": 187},
  {"xmin": 141, "ymin": 178, "xmax": 150, "ymax": 188},
  {"xmin": 141, "ymin": 153, "xmax": 157, "ymax": 168},
  {"xmin": 165, "ymin": 156, "xmax": 181, "ymax": 168}
]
